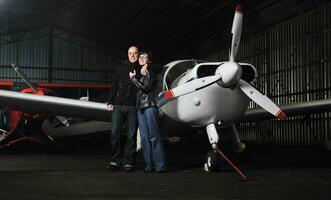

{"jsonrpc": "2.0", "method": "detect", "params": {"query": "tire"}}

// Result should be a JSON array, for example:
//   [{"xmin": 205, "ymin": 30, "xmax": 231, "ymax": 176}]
[{"xmin": 205, "ymin": 150, "xmax": 221, "ymax": 172}]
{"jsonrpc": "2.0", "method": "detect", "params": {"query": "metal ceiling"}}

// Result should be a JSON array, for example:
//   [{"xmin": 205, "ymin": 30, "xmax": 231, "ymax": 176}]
[{"xmin": 0, "ymin": 0, "xmax": 329, "ymax": 62}]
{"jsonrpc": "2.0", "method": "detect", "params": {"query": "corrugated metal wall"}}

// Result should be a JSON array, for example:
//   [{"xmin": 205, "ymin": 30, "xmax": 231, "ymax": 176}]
[
  {"xmin": 205, "ymin": 4, "xmax": 331, "ymax": 146},
  {"xmin": 0, "ymin": 28, "xmax": 115, "ymax": 84}
]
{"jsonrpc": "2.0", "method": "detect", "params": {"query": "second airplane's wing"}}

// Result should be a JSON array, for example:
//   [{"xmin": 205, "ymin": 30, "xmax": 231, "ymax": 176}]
[
  {"xmin": 242, "ymin": 98, "xmax": 331, "ymax": 121},
  {"xmin": 0, "ymin": 89, "xmax": 111, "ymax": 122}
]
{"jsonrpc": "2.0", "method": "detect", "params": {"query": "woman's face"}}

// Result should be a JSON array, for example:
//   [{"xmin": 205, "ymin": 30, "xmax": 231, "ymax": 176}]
[{"xmin": 139, "ymin": 54, "xmax": 149, "ymax": 65}]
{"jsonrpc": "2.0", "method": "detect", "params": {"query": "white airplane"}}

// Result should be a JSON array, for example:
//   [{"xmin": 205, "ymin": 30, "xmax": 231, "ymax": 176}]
[
  {"xmin": 0, "ymin": 4, "xmax": 330, "ymax": 178},
  {"xmin": 157, "ymin": 5, "xmax": 285, "ymax": 175}
]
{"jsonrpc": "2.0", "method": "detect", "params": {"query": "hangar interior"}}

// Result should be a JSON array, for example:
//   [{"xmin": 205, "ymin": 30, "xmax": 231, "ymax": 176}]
[{"xmin": 0, "ymin": 0, "xmax": 330, "ymax": 148}]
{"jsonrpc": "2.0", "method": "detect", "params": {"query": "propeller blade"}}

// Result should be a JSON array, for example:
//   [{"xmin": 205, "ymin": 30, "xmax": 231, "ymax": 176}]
[
  {"xmin": 238, "ymin": 79, "xmax": 286, "ymax": 120},
  {"xmin": 157, "ymin": 74, "xmax": 221, "ymax": 107},
  {"xmin": 11, "ymin": 64, "xmax": 38, "ymax": 93},
  {"xmin": 230, "ymin": 5, "xmax": 243, "ymax": 61},
  {"xmin": 55, "ymin": 116, "xmax": 71, "ymax": 127}
]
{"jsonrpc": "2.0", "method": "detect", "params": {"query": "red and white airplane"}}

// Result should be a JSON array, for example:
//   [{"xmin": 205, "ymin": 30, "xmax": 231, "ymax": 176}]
[{"xmin": 0, "ymin": 64, "xmax": 112, "ymax": 148}]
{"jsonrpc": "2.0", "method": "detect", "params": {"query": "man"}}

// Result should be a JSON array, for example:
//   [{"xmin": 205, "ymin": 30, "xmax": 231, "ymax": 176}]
[{"xmin": 106, "ymin": 46, "xmax": 140, "ymax": 172}]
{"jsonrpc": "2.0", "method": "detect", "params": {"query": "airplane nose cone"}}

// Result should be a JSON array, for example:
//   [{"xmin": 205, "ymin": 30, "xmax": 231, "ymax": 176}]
[{"xmin": 216, "ymin": 62, "xmax": 242, "ymax": 87}]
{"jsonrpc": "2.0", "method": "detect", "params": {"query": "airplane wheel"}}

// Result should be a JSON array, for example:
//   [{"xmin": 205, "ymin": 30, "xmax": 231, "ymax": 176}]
[{"xmin": 205, "ymin": 150, "xmax": 221, "ymax": 172}]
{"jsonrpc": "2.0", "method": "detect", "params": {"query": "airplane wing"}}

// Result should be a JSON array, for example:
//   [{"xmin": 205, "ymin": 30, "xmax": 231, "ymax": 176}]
[
  {"xmin": 0, "ymin": 89, "xmax": 111, "ymax": 122},
  {"xmin": 242, "ymin": 98, "xmax": 331, "ymax": 121}
]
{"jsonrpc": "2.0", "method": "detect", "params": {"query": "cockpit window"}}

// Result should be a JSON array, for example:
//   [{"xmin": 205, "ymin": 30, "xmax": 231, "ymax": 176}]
[
  {"xmin": 163, "ymin": 60, "xmax": 203, "ymax": 90},
  {"xmin": 196, "ymin": 65, "xmax": 219, "ymax": 78}
]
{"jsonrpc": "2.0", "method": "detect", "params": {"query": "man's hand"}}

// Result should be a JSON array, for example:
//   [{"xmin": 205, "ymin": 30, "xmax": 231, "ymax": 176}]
[
  {"xmin": 141, "ymin": 64, "xmax": 148, "ymax": 76},
  {"xmin": 107, "ymin": 104, "xmax": 114, "ymax": 112},
  {"xmin": 129, "ymin": 70, "xmax": 136, "ymax": 79}
]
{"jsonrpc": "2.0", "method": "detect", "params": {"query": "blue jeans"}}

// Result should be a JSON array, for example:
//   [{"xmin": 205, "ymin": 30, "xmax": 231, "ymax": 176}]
[
  {"xmin": 110, "ymin": 105, "xmax": 137, "ymax": 166},
  {"xmin": 138, "ymin": 107, "xmax": 166, "ymax": 172}
]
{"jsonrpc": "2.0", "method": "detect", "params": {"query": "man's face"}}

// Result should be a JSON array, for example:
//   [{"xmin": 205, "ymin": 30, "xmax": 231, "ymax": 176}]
[{"xmin": 128, "ymin": 47, "xmax": 139, "ymax": 63}]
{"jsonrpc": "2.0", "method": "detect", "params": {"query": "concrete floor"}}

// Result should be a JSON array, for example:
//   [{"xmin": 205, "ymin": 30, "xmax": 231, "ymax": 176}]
[{"xmin": 1, "ymin": 139, "xmax": 331, "ymax": 200}]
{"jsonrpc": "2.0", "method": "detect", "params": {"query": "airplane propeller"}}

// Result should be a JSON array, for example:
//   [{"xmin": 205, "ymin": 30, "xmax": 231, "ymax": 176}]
[
  {"xmin": 11, "ymin": 64, "xmax": 38, "ymax": 93},
  {"xmin": 10, "ymin": 63, "xmax": 71, "ymax": 126},
  {"xmin": 159, "ymin": 4, "xmax": 286, "ymax": 120}
]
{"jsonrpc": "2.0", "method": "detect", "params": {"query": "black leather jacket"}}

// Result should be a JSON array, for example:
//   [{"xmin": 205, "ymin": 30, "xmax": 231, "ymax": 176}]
[{"xmin": 131, "ymin": 70, "xmax": 159, "ymax": 109}]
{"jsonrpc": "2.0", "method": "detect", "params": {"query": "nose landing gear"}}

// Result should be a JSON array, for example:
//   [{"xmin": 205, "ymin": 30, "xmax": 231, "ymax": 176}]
[
  {"xmin": 204, "ymin": 123, "xmax": 248, "ymax": 181},
  {"xmin": 204, "ymin": 124, "xmax": 221, "ymax": 172}
]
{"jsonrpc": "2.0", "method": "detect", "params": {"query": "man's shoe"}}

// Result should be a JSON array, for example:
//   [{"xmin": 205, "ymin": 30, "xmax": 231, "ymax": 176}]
[
  {"xmin": 123, "ymin": 164, "xmax": 133, "ymax": 172},
  {"xmin": 107, "ymin": 163, "xmax": 120, "ymax": 171}
]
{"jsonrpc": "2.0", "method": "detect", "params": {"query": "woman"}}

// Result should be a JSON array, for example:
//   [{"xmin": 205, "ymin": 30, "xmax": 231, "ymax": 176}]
[{"xmin": 129, "ymin": 52, "xmax": 166, "ymax": 173}]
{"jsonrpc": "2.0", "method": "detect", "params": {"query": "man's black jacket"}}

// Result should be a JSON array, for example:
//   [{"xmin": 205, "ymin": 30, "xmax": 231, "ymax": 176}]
[{"xmin": 107, "ymin": 61, "xmax": 140, "ymax": 106}]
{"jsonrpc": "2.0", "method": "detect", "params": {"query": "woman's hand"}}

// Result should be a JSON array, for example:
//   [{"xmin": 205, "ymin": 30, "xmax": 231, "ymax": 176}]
[
  {"xmin": 141, "ymin": 64, "xmax": 148, "ymax": 76},
  {"xmin": 129, "ymin": 70, "xmax": 136, "ymax": 79}
]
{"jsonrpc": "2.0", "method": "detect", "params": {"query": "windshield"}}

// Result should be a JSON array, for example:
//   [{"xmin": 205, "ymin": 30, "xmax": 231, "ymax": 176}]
[{"xmin": 162, "ymin": 60, "xmax": 204, "ymax": 91}]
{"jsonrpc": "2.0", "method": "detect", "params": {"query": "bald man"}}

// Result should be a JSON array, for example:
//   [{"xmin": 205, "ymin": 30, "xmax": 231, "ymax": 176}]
[{"xmin": 106, "ymin": 46, "xmax": 140, "ymax": 172}]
